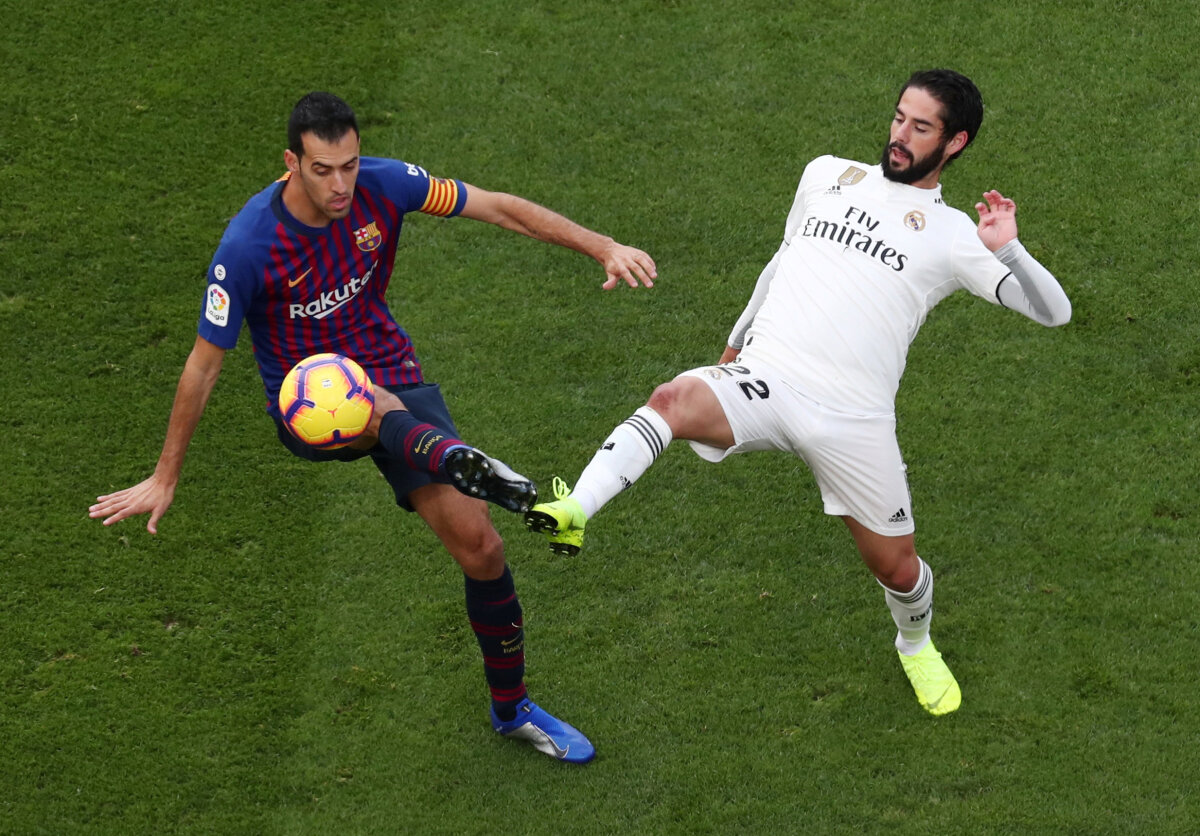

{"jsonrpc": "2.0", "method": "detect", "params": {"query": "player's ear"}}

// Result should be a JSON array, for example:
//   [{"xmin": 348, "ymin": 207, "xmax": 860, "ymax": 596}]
[
  {"xmin": 284, "ymin": 149, "xmax": 300, "ymax": 173},
  {"xmin": 945, "ymin": 130, "xmax": 969, "ymax": 158}
]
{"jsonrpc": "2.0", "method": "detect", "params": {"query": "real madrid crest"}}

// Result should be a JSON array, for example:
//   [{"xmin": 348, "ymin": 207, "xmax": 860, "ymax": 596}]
[
  {"xmin": 838, "ymin": 166, "xmax": 867, "ymax": 186},
  {"xmin": 903, "ymin": 210, "xmax": 926, "ymax": 232}
]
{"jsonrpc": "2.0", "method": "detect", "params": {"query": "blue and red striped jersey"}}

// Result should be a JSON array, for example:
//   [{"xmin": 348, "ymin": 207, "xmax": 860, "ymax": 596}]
[{"xmin": 197, "ymin": 157, "xmax": 467, "ymax": 416}]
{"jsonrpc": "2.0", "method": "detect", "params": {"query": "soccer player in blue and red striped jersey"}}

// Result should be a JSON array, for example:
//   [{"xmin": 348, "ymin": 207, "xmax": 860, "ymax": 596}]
[{"xmin": 91, "ymin": 91, "xmax": 657, "ymax": 763}]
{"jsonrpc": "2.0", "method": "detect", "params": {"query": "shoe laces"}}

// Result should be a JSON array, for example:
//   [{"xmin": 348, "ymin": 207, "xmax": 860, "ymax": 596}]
[
  {"xmin": 551, "ymin": 476, "xmax": 572, "ymax": 501},
  {"xmin": 907, "ymin": 646, "xmax": 949, "ymax": 679}
]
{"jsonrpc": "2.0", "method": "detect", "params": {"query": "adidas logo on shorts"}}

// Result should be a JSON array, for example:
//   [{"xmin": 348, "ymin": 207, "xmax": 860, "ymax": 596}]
[{"xmin": 889, "ymin": 508, "xmax": 909, "ymax": 524}]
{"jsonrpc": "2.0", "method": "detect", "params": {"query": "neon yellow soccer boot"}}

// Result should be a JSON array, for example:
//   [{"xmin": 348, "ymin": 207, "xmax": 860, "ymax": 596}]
[
  {"xmin": 898, "ymin": 639, "xmax": 961, "ymax": 716},
  {"xmin": 524, "ymin": 478, "xmax": 586, "ymax": 556}
]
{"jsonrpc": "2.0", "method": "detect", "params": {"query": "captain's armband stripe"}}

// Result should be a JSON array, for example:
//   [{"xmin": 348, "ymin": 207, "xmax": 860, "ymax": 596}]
[{"xmin": 420, "ymin": 177, "xmax": 460, "ymax": 217}]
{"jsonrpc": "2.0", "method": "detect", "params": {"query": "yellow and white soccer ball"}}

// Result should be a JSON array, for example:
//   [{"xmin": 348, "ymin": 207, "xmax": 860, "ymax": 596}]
[{"xmin": 279, "ymin": 353, "xmax": 375, "ymax": 449}]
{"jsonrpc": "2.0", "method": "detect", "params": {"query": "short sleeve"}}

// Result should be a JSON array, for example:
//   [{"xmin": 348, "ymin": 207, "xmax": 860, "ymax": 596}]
[
  {"xmin": 368, "ymin": 158, "xmax": 467, "ymax": 217},
  {"xmin": 197, "ymin": 243, "xmax": 257, "ymax": 349},
  {"xmin": 951, "ymin": 221, "xmax": 1010, "ymax": 305}
]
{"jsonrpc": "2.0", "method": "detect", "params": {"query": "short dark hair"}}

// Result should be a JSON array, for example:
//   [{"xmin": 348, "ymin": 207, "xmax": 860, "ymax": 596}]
[
  {"xmin": 899, "ymin": 69, "xmax": 983, "ymax": 163},
  {"xmin": 287, "ymin": 92, "xmax": 359, "ymax": 159}
]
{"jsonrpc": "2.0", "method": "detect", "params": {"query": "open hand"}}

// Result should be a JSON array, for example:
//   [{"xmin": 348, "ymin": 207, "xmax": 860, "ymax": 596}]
[
  {"xmin": 90, "ymin": 474, "xmax": 176, "ymax": 534},
  {"xmin": 974, "ymin": 189, "xmax": 1018, "ymax": 252},
  {"xmin": 600, "ymin": 242, "xmax": 657, "ymax": 290}
]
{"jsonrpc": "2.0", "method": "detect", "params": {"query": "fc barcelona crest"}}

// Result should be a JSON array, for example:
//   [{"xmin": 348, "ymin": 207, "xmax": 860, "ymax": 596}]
[{"xmin": 354, "ymin": 222, "xmax": 383, "ymax": 252}]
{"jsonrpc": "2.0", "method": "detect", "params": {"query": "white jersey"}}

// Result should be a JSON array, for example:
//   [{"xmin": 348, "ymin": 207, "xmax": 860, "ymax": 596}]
[{"xmin": 738, "ymin": 155, "xmax": 1010, "ymax": 415}]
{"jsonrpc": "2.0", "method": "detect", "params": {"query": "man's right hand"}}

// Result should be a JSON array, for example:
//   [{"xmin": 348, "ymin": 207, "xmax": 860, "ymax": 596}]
[
  {"xmin": 88, "ymin": 336, "xmax": 225, "ymax": 535},
  {"xmin": 90, "ymin": 473, "xmax": 177, "ymax": 535}
]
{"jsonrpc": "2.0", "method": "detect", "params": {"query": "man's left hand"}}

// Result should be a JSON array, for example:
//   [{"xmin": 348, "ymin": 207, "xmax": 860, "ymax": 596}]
[{"xmin": 974, "ymin": 189, "xmax": 1019, "ymax": 252}]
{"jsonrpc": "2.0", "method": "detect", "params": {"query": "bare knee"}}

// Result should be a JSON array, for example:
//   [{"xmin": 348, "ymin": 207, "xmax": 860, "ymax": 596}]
[
  {"xmin": 447, "ymin": 525, "xmax": 506, "ymax": 580},
  {"xmin": 869, "ymin": 549, "xmax": 920, "ymax": 591},
  {"xmin": 359, "ymin": 386, "xmax": 406, "ymax": 441},
  {"xmin": 843, "ymin": 517, "xmax": 921, "ymax": 591},
  {"xmin": 646, "ymin": 381, "xmax": 683, "ymax": 418},
  {"xmin": 412, "ymin": 485, "xmax": 506, "ymax": 579},
  {"xmin": 647, "ymin": 377, "xmax": 723, "ymax": 442},
  {"xmin": 372, "ymin": 385, "xmax": 405, "ymax": 412}
]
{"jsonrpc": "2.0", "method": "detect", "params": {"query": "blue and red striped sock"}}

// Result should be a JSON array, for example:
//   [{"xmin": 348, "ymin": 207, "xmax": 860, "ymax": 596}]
[
  {"xmin": 377, "ymin": 409, "xmax": 466, "ymax": 475},
  {"xmin": 464, "ymin": 566, "xmax": 527, "ymax": 721}
]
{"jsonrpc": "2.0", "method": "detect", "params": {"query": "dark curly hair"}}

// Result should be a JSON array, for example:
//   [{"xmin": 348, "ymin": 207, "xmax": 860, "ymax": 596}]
[
  {"xmin": 287, "ymin": 92, "xmax": 359, "ymax": 160},
  {"xmin": 899, "ymin": 69, "xmax": 983, "ymax": 163}
]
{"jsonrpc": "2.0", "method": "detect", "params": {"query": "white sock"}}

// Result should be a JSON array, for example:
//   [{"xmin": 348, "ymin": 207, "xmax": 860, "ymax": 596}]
[
  {"xmin": 880, "ymin": 558, "xmax": 934, "ymax": 655},
  {"xmin": 571, "ymin": 406, "xmax": 673, "ymax": 518}
]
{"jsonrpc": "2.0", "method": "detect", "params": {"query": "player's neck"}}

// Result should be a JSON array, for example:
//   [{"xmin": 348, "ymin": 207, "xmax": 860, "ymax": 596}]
[
  {"xmin": 909, "ymin": 168, "xmax": 944, "ymax": 190},
  {"xmin": 281, "ymin": 176, "xmax": 332, "ymax": 228}
]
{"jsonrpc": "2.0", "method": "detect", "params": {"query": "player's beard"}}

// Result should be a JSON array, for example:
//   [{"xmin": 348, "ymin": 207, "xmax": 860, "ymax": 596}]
[{"xmin": 880, "ymin": 139, "xmax": 949, "ymax": 185}]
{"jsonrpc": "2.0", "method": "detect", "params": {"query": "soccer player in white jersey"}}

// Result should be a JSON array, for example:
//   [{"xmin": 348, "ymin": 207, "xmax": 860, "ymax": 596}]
[{"xmin": 525, "ymin": 69, "xmax": 1071, "ymax": 716}]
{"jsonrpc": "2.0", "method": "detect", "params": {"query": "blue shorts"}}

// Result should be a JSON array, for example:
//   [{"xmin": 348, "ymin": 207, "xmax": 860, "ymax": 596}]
[{"xmin": 275, "ymin": 382, "xmax": 460, "ymax": 512}]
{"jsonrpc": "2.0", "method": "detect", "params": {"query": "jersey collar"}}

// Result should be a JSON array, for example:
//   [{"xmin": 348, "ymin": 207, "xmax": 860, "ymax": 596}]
[
  {"xmin": 873, "ymin": 164, "xmax": 945, "ymax": 201},
  {"xmin": 271, "ymin": 179, "xmax": 332, "ymax": 237}
]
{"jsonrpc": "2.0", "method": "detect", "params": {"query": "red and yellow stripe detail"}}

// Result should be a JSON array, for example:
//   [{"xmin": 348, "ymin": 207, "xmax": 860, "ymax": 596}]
[{"xmin": 420, "ymin": 176, "xmax": 460, "ymax": 216}]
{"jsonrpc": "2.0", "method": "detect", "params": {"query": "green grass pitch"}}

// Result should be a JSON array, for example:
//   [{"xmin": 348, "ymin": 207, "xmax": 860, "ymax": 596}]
[{"xmin": 3, "ymin": 1, "xmax": 1199, "ymax": 832}]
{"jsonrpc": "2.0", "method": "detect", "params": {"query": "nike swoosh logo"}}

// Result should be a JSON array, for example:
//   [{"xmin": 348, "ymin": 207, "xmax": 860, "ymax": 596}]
[
  {"xmin": 925, "ymin": 689, "xmax": 949, "ymax": 711},
  {"xmin": 527, "ymin": 725, "xmax": 568, "ymax": 759},
  {"xmin": 288, "ymin": 267, "xmax": 313, "ymax": 288},
  {"xmin": 414, "ymin": 430, "xmax": 435, "ymax": 455}
]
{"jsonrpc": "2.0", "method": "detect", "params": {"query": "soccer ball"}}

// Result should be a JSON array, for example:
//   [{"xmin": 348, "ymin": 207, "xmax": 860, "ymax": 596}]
[{"xmin": 279, "ymin": 353, "xmax": 375, "ymax": 449}]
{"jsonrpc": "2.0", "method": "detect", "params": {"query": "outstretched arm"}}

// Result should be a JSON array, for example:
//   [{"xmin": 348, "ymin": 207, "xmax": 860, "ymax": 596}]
[
  {"xmin": 975, "ymin": 190, "xmax": 1071, "ymax": 327},
  {"xmin": 458, "ymin": 184, "xmax": 657, "ymax": 290},
  {"xmin": 89, "ymin": 336, "xmax": 226, "ymax": 533}
]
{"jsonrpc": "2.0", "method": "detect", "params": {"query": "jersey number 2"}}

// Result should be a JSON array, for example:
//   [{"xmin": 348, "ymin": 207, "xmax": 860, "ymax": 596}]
[{"xmin": 738, "ymin": 380, "xmax": 770, "ymax": 400}]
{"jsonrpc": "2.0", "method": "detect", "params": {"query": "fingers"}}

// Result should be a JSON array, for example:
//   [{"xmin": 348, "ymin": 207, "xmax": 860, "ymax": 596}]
[
  {"xmin": 977, "ymin": 190, "xmax": 1015, "ymax": 214},
  {"xmin": 91, "ymin": 497, "xmax": 163, "ymax": 532},
  {"xmin": 602, "ymin": 247, "xmax": 657, "ymax": 290},
  {"xmin": 89, "ymin": 479, "xmax": 171, "ymax": 532},
  {"xmin": 104, "ymin": 507, "xmax": 135, "ymax": 527},
  {"xmin": 90, "ymin": 494, "xmax": 134, "ymax": 523},
  {"xmin": 606, "ymin": 265, "xmax": 653, "ymax": 289},
  {"xmin": 90, "ymin": 501, "xmax": 132, "ymax": 526},
  {"xmin": 630, "ymin": 250, "xmax": 657, "ymax": 286},
  {"xmin": 89, "ymin": 491, "xmax": 126, "ymax": 519},
  {"xmin": 604, "ymin": 269, "xmax": 646, "ymax": 289}
]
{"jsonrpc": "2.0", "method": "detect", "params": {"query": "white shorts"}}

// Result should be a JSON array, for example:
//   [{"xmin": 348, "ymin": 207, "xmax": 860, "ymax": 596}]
[{"xmin": 679, "ymin": 362, "xmax": 915, "ymax": 536}]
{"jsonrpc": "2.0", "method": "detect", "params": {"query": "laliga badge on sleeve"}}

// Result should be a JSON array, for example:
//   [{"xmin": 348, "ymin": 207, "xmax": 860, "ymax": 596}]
[{"xmin": 205, "ymin": 284, "xmax": 230, "ymax": 327}]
